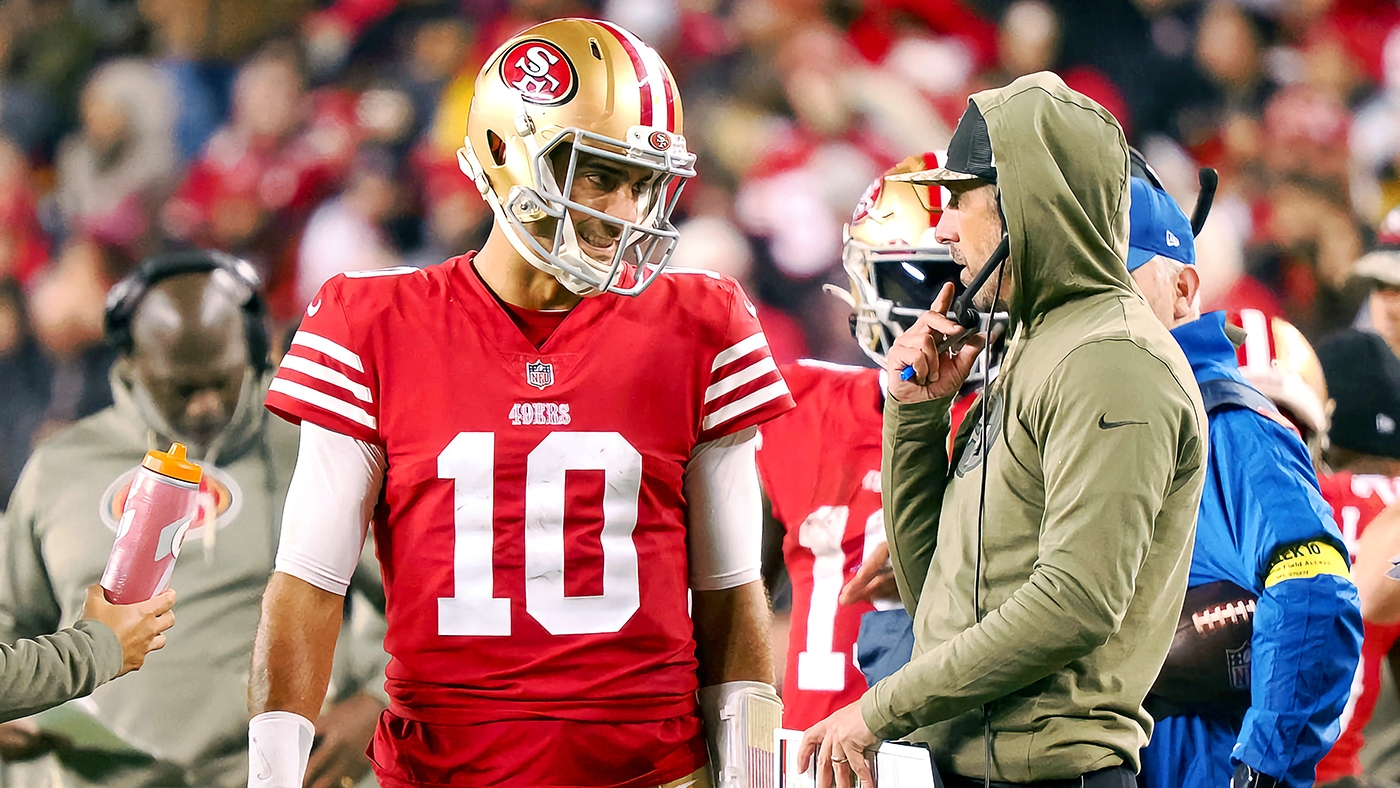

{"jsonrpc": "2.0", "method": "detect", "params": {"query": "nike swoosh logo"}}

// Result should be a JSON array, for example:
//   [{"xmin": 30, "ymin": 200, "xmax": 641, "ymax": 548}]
[
  {"xmin": 253, "ymin": 740, "xmax": 273, "ymax": 781},
  {"xmin": 307, "ymin": 299, "xmax": 321, "ymax": 317},
  {"xmin": 1098, "ymin": 415, "xmax": 1148, "ymax": 430}
]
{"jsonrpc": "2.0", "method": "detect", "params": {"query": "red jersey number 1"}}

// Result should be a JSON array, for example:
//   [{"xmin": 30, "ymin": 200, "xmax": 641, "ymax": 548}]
[{"xmin": 436, "ymin": 431, "xmax": 643, "ymax": 636}]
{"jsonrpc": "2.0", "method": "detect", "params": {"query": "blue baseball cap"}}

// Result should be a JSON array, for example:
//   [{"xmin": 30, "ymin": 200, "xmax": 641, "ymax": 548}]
[{"xmin": 1127, "ymin": 177, "xmax": 1195, "ymax": 272}]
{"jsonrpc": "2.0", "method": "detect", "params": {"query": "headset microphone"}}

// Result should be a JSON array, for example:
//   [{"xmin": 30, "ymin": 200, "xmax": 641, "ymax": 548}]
[
  {"xmin": 929, "ymin": 235, "xmax": 1010, "ymax": 356},
  {"xmin": 898, "ymin": 235, "xmax": 1009, "ymax": 381},
  {"xmin": 1190, "ymin": 167, "xmax": 1218, "ymax": 238}
]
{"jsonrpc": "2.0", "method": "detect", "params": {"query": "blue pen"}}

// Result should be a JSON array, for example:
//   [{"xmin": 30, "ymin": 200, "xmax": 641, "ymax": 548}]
[{"xmin": 899, "ymin": 365, "xmax": 916, "ymax": 382}]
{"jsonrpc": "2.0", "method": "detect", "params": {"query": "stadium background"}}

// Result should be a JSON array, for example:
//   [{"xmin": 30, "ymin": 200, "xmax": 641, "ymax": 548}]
[{"xmin": 0, "ymin": 0, "xmax": 1396, "ymax": 509}]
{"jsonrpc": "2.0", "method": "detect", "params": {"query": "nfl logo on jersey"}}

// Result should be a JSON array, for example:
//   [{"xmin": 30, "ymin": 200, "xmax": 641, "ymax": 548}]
[
  {"xmin": 1226, "ymin": 643, "xmax": 1251, "ymax": 690},
  {"xmin": 527, "ymin": 360, "xmax": 554, "ymax": 390}
]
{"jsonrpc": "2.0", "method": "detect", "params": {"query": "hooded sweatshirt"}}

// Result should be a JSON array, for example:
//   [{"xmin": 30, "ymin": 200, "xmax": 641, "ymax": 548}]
[
  {"xmin": 863, "ymin": 72, "xmax": 1208, "ymax": 782},
  {"xmin": 0, "ymin": 368, "xmax": 385, "ymax": 788}
]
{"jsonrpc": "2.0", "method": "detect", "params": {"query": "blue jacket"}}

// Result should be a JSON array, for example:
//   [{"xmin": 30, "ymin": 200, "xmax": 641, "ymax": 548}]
[{"xmin": 1140, "ymin": 312, "xmax": 1363, "ymax": 788}]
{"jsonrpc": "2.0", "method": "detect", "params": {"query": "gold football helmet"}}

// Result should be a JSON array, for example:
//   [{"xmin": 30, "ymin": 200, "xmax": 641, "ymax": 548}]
[
  {"xmin": 833, "ymin": 152, "xmax": 957, "ymax": 366},
  {"xmin": 457, "ymin": 18, "xmax": 697, "ymax": 296},
  {"xmin": 1232, "ymin": 308, "xmax": 1332, "ymax": 448}
]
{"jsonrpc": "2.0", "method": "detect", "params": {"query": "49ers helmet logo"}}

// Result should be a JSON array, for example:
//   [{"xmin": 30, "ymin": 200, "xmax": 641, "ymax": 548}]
[
  {"xmin": 500, "ymin": 40, "xmax": 577, "ymax": 105},
  {"xmin": 851, "ymin": 178, "xmax": 882, "ymax": 224}
]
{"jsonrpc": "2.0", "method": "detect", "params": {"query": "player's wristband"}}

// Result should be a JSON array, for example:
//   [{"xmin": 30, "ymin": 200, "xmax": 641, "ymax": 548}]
[
  {"xmin": 698, "ymin": 681, "xmax": 782, "ymax": 788},
  {"xmin": 248, "ymin": 711, "xmax": 315, "ymax": 788}
]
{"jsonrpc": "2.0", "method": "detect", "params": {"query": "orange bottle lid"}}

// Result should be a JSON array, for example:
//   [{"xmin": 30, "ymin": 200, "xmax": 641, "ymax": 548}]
[{"xmin": 141, "ymin": 443, "xmax": 203, "ymax": 484}]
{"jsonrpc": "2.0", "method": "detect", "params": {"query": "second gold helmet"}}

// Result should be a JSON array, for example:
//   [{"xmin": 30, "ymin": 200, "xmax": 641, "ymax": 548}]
[{"xmin": 835, "ymin": 151, "xmax": 958, "ymax": 366}]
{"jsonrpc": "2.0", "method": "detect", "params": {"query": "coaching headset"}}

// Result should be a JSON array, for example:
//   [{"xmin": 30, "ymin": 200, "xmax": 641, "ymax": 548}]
[{"xmin": 104, "ymin": 249, "xmax": 272, "ymax": 376}]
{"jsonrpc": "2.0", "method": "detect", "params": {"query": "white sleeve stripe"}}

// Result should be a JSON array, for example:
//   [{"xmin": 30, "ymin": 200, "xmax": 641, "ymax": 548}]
[
  {"xmin": 711, "ymin": 332, "xmax": 768, "ymax": 371},
  {"xmin": 291, "ymin": 331, "xmax": 365, "ymax": 372},
  {"xmin": 343, "ymin": 266, "xmax": 419, "ymax": 278},
  {"xmin": 269, "ymin": 379, "xmax": 378, "ymax": 429},
  {"xmin": 704, "ymin": 357, "xmax": 777, "ymax": 404},
  {"xmin": 279, "ymin": 355, "xmax": 373, "ymax": 403},
  {"xmin": 701, "ymin": 380, "xmax": 789, "ymax": 431},
  {"xmin": 796, "ymin": 359, "xmax": 866, "ymax": 373}
]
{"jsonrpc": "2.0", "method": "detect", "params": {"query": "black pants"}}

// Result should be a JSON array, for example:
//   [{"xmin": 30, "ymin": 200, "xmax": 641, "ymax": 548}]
[{"xmin": 942, "ymin": 765, "xmax": 1136, "ymax": 788}]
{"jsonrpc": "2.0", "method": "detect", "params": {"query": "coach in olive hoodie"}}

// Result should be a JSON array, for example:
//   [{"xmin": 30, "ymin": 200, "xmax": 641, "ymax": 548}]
[{"xmin": 799, "ymin": 73, "xmax": 1207, "ymax": 786}]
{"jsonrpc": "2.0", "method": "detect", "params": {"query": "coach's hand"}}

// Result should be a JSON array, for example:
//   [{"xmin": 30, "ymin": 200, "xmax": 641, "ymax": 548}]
[
  {"xmin": 839, "ymin": 542, "xmax": 898, "ymax": 605},
  {"xmin": 885, "ymin": 283, "xmax": 985, "ymax": 404},
  {"xmin": 798, "ymin": 701, "xmax": 878, "ymax": 788},
  {"xmin": 83, "ymin": 584, "xmax": 176, "ymax": 677}
]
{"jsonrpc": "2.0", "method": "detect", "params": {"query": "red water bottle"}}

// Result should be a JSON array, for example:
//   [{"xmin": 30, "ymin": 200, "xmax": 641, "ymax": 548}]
[{"xmin": 101, "ymin": 443, "xmax": 203, "ymax": 604}]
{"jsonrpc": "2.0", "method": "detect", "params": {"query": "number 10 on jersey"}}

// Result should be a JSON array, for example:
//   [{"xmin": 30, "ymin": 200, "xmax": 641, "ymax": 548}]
[{"xmin": 436, "ymin": 431, "xmax": 644, "ymax": 637}]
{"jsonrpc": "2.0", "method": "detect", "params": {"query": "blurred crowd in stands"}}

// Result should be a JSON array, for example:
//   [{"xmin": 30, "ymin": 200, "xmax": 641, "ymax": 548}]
[{"xmin": 2, "ymin": 0, "xmax": 1400, "ymax": 507}]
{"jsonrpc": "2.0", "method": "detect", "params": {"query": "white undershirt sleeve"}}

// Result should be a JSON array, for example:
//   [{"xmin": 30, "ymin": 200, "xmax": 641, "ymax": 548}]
[
  {"xmin": 275, "ymin": 422, "xmax": 386, "ymax": 595},
  {"xmin": 685, "ymin": 426, "xmax": 764, "ymax": 591}
]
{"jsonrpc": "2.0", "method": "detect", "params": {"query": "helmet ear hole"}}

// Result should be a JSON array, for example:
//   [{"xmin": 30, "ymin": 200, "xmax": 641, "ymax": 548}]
[
  {"xmin": 487, "ymin": 130, "xmax": 507, "ymax": 166},
  {"xmin": 589, "ymin": 39, "xmax": 603, "ymax": 60}
]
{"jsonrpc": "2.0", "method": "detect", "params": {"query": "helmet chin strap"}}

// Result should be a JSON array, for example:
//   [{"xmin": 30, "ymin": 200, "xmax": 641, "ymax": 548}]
[
  {"xmin": 553, "ymin": 221, "xmax": 605, "ymax": 295},
  {"xmin": 540, "ymin": 162, "xmax": 615, "ymax": 293},
  {"xmin": 459, "ymin": 136, "xmax": 604, "ymax": 297},
  {"xmin": 831, "ymin": 242, "xmax": 908, "ymax": 366},
  {"xmin": 506, "ymin": 199, "xmax": 600, "ymax": 296},
  {"xmin": 822, "ymin": 282, "xmax": 896, "ymax": 367},
  {"xmin": 821, "ymin": 283, "xmax": 856, "ymax": 308}
]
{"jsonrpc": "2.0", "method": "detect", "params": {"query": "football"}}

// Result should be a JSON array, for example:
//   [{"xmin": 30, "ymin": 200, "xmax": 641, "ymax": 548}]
[{"xmin": 1149, "ymin": 580, "xmax": 1257, "ymax": 717}]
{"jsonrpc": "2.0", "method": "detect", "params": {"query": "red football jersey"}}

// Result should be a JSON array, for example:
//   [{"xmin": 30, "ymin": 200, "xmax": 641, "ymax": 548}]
[
  {"xmin": 1315, "ymin": 471, "xmax": 1400, "ymax": 785},
  {"xmin": 756, "ymin": 360, "xmax": 886, "ymax": 729},
  {"xmin": 266, "ymin": 255, "xmax": 794, "ymax": 788}
]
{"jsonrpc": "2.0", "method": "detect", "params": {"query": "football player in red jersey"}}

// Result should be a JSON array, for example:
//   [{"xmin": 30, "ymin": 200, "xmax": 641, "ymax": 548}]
[
  {"xmin": 245, "ymin": 19, "xmax": 795, "ymax": 788},
  {"xmin": 760, "ymin": 153, "xmax": 981, "ymax": 731},
  {"xmin": 1229, "ymin": 310, "xmax": 1400, "ymax": 788}
]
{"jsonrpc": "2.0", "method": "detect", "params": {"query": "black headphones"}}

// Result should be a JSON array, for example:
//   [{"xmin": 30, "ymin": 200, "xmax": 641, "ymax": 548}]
[{"xmin": 104, "ymin": 249, "xmax": 271, "ymax": 375}]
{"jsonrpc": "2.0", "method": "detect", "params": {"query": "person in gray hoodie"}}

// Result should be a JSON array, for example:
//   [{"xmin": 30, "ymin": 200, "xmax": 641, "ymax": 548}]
[{"xmin": 0, "ymin": 251, "xmax": 386, "ymax": 788}]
